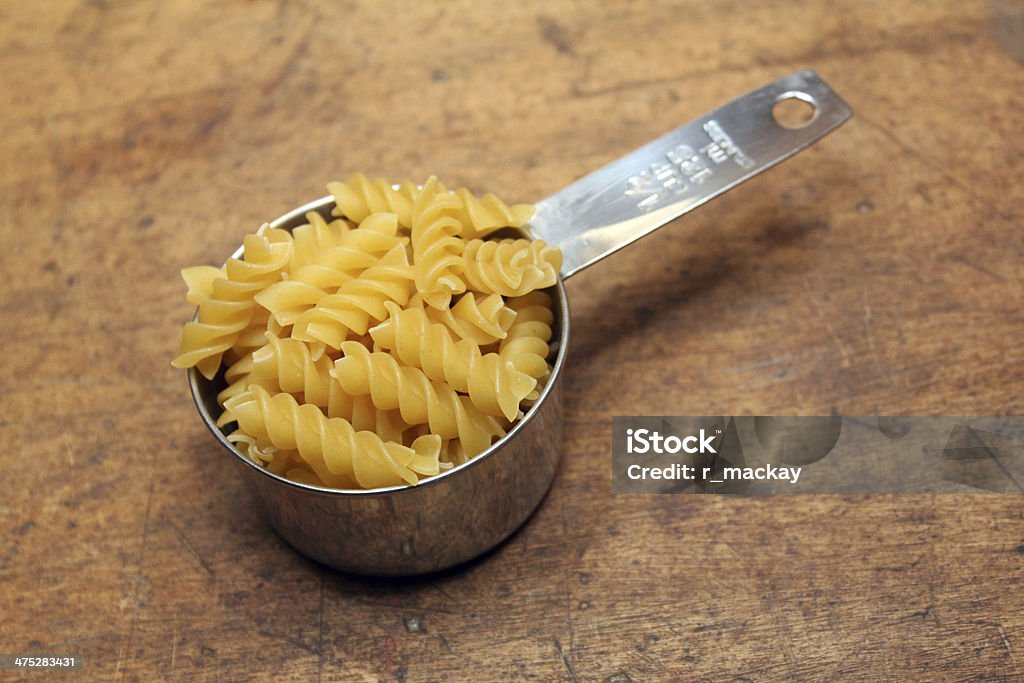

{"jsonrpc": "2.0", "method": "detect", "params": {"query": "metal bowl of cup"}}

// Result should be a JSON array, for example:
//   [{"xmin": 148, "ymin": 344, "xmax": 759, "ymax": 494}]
[{"xmin": 189, "ymin": 196, "xmax": 570, "ymax": 576}]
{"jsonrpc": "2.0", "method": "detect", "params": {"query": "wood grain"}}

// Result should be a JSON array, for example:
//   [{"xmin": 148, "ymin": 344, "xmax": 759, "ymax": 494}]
[{"xmin": 2, "ymin": 0, "xmax": 1023, "ymax": 680}]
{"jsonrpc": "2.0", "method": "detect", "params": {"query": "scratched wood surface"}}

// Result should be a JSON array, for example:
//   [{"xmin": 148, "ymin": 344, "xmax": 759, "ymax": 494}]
[{"xmin": 2, "ymin": 1, "xmax": 1024, "ymax": 680}]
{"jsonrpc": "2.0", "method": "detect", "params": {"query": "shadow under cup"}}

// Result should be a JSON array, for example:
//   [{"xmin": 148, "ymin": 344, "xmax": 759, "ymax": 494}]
[{"xmin": 187, "ymin": 197, "xmax": 570, "ymax": 576}]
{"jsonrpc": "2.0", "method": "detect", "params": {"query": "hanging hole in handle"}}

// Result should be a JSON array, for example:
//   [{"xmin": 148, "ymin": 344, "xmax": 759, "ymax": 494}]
[{"xmin": 772, "ymin": 91, "xmax": 818, "ymax": 129}]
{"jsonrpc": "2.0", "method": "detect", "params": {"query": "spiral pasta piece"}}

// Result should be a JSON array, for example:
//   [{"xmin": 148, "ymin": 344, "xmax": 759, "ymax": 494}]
[
  {"xmin": 249, "ymin": 334, "xmax": 334, "ymax": 407},
  {"xmin": 423, "ymin": 292, "xmax": 516, "ymax": 346},
  {"xmin": 224, "ymin": 386, "xmax": 441, "ymax": 489},
  {"xmin": 173, "ymin": 226, "xmax": 292, "ymax": 378},
  {"xmin": 499, "ymin": 291, "xmax": 555, "ymax": 379},
  {"xmin": 226, "ymin": 430, "xmax": 330, "ymax": 486},
  {"xmin": 216, "ymin": 352, "xmax": 258, "ymax": 407},
  {"xmin": 328, "ymin": 392, "xmax": 408, "ymax": 445},
  {"xmin": 182, "ymin": 265, "xmax": 222, "ymax": 303},
  {"xmin": 225, "ymin": 227, "xmax": 293, "ymax": 283},
  {"xmin": 370, "ymin": 301, "xmax": 535, "ymax": 420},
  {"xmin": 246, "ymin": 443, "xmax": 351, "ymax": 488},
  {"xmin": 452, "ymin": 187, "xmax": 535, "ymax": 239},
  {"xmin": 255, "ymin": 213, "xmax": 405, "ymax": 326},
  {"xmin": 411, "ymin": 176, "xmax": 467, "ymax": 310},
  {"xmin": 227, "ymin": 429, "xmax": 281, "ymax": 465},
  {"xmin": 332, "ymin": 342, "xmax": 505, "ymax": 457},
  {"xmin": 176, "ymin": 294, "xmax": 251, "ymax": 379},
  {"xmin": 461, "ymin": 238, "xmax": 561, "ymax": 298},
  {"xmin": 291, "ymin": 244, "xmax": 415, "ymax": 348},
  {"xmin": 218, "ymin": 338, "xmax": 338, "ymax": 425},
  {"xmin": 231, "ymin": 306, "xmax": 274, "ymax": 357},
  {"xmin": 290, "ymin": 211, "xmax": 353, "ymax": 270},
  {"xmin": 328, "ymin": 173, "xmax": 420, "ymax": 227}
]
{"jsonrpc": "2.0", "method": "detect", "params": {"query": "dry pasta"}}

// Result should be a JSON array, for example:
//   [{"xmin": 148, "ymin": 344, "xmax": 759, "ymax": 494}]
[
  {"xmin": 290, "ymin": 212, "xmax": 353, "ymax": 270},
  {"xmin": 410, "ymin": 176, "xmax": 467, "ymax": 310},
  {"xmin": 330, "ymin": 393, "xmax": 410, "ymax": 447},
  {"xmin": 173, "ymin": 225, "xmax": 292, "ymax": 378},
  {"xmin": 499, "ymin": 291, "xmax": 556, "ymax": 380},
  {"xmin": 328, "ymin": 173, "xmax": 419, "ymax": 228},
  {"xmin": 461, "ymin": 238, "xmax": 561, "ymax": 297},
  {"xmin": 255, "ymin": 214, "xmax": 404, "ymax": 326},
  {"xmin": 331, "ymin": 341, "xmax": 507, "ymax": 457},
  {"xmin": 250, "ymin": 334, "xmax": 334, "ymax": 407},
  {"xmin": 451, "ymin": 186, "xmax": 534, "ymax": 239},
  {"xmin": 223, "ymin": 386, "xmax": 441, "ymax": 489},
  {"xmin": 175, "ymin": 178, "xmax": 560, "ymax": 490},
  {"xmin": 422, "ymin": 292, "xmax": 517, "ymax": 346},
  {"xmin": 291, "ymin": 244, "xmax": 415, "ymax": 348},
  {"xmin": 369, "ymin": 301, "xmax": 535, "ymax": 420}
]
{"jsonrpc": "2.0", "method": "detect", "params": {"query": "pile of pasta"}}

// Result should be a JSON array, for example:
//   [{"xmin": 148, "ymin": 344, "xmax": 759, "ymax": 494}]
[{"xmin": 172, "ymin": 175, "xmax": 561, "ymax": 490}]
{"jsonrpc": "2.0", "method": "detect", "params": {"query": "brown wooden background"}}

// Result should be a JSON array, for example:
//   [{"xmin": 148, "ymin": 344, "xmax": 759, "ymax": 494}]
[{"xmin": 2, "ymin": 1, "xmax": 1023, "ymax": 680}]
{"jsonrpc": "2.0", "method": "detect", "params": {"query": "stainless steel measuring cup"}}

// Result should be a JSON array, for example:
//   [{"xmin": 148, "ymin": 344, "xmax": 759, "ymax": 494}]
[{"xmin": 189, "ymin": 70, "xmax": 852, "ymax": 576}]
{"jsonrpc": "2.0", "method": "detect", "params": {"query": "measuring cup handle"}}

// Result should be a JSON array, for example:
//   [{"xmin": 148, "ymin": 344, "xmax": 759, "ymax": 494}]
[{"xmin": 526, "ymin": 70, "xmax": 853, "ymax": 280}]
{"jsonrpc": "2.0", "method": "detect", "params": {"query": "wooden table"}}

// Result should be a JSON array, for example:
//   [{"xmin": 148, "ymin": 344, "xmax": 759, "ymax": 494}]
[{"xmin": 3, "ymin": 1, "xmax": 1023, "ymax": 680}]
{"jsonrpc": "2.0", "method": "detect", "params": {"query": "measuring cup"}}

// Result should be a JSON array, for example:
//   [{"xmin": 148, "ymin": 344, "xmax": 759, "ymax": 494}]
[{"xmin": 189, "ymin": 70, "xmax": 852, "ymax": 576}]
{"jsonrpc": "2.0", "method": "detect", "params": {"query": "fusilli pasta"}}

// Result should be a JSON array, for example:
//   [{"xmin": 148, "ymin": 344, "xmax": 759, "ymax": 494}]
[
  {"xmin": 176, "ymin": 177, "xmax": 560, "ymax": 490},
  {"xmin": 369, "ymin": 301, "xmax": 535, "ymax": 420},
  {"xmin": 452, "ymin": 186, "xmax": 534, "ymax": 239},
  {"xmin": 328, "ymin": 173, "xmax": 420, "ymax": 227},
  {"xmin": 290, "ymin": 211, "xmax": 353, "ymax": 270},
  {"xmin": 224, "ymin": 386, "xmax": 441, "ymax": 489},
  {"xmin": 422, "ymin": 292, "xmax": 517, "ymax": 346},
  {"xmin": 173, "ymin": 226, "xmax": 292, "ymax": 378},
  {"xmin": 291, "ymin": 243, "xmax": 415, "ymax": 348},
  {"xmin": 499, "ymin": 291, "xmax": 555, "ymax": 380},
  {"xmin": 255, "ymin": 213, "xmax": 405, "ymax": 326},
  {"xmin": 462, "ymin": 238, "xmax": 562, "ymax": 298},
  {"xmin": 332, "ymin": 341, "xmax": 506, "ymax": 457},
  {"xmin": 411, "ymin": 176, "xmax": 467, "ymax": 310}
]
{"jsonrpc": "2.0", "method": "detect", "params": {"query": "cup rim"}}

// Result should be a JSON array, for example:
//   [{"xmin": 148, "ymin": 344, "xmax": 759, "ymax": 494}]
[{"xmin": 187, "ymin": 195, "xmax": 571, "ymax": 497}]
